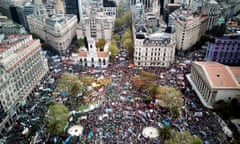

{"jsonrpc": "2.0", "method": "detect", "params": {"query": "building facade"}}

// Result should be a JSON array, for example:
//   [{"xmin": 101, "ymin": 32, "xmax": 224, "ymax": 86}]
[
  {"xmin": 27, "ymin": 0, "xmax": 78, "ymax": 54},
  {"xmin": 76, "ymin": 11, "xmax": 114, "ymax": 42},
  {"xmin": 219, "ymin": 0, "xmax": 240, "ymax": 21},
  {"xmin": 64, "ymin": 0, "xmax": 80, "ymax": 21},
  {"xmin": 103, "ymin": 0, "xmax": 117, "ymax": 18},
  {"xmin": 205, "ymin": 37, "xmax": 240, "ymax": 65},
  {"xmin": 0, "ymin": 34, "xmax": 48, "ymax": 136},
  {"xmin": 72, "ymin": 38, "xmax": 110, "ymax": 68},
  {"xmin": 170, "ymin": 8, "xmax": 208, "ymax": 53},
  {"xmin": 134, "ymin": 32, "xmax": 176, "ymax": 67},
  {"xmin": 187, "ymin": 62, "xmax": 240, "ymax": 109},
  {"xmin": 132, "ymin": 0, "xmax": 176, "ymax": 67},
  {"xmin": 23, "ymin": 2, "xmax": 34, "ymax": 30},
  {"xmin": 202, "ymin": 0, "xmax": 221, "ymax": 31}
]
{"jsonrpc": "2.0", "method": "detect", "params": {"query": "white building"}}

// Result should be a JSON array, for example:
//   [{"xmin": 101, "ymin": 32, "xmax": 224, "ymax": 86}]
[
  {"xmin": 187, "ymin": 62, "xmax": 240, "ymax": 109},
  {"xmin": 134, "ymin": 32, "xmax": 176, "ymax": 67},
  {"xmin": 27, "ymin": 0, "xmax": 78, "ymax": 54},
  {"xmin": 0, "ymin": 34, "xmax": 48, "ymax": 135},
  {"xmin": 76, "ymin": 11, "xmax": 114, "ymax": 42},
  {"xmin": 103, "ymin": 0, "xmax": 117, "ymax": 18},
  {"xmin": 170, "ymin": 8, "xmax": 208, "ymax": 52},
  {"xmin": 72, "ymin": 38, "xmax": 110, "ymax": 68},
  {"xmin": 132, "ymin": 1, "xmax": 176, "ymax": 67}
]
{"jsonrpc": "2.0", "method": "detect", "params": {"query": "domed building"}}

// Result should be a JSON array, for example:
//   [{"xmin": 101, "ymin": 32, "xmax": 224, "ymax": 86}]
[{"xmin": 27, "ymin": 0, "xmax": 77, "ymax": 54}]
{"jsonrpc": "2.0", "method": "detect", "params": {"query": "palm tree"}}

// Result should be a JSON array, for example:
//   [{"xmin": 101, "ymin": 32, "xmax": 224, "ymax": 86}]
[
  {"xmin": 159, "ymin": 126, "xmax": 171, "ymax": 140},
  {"xmin": 47, "ymin": 104, "xmax": 69, "ymax": 136}
]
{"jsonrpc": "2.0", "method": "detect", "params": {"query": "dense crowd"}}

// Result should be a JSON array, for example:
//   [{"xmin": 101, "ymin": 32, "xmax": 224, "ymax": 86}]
[
  {"xmin": 5, "ymin": 47, "xmax": 230, "ymax": 144},
  {"xmin": 61, "ymin": 51, "xmax": 228, "ymax": 143}
]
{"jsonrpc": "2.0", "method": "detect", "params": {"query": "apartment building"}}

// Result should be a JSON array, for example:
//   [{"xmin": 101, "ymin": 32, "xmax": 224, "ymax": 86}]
[{"xmin": 170, "ymin": 8, "xmax": 208, "ymax": 53}]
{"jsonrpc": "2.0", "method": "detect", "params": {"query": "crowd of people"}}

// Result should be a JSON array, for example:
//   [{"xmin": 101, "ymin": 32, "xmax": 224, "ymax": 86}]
[
  {"xmin": 60, "ymin": 51, "xmax": 229, "ymax": 143},
  {"xmin": 5, "ymin": 47, "xmax": 231, "ymax": 144}
]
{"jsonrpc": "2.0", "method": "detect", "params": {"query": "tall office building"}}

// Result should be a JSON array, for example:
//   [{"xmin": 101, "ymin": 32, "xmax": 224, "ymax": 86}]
[
  {"xmin": 202, "ymin": 0, "xmax": 221, "ymax": 31},
  {"xmin": 65, "ymin": 0, "xmax": 80, "ymax": 21},
  {"xmin": 0, "ymin": 34, "xmax": 48, "ymax": 136},
  {"xmin": 8, "ymin": 2, "xmax": 34, "ymax": 31},
  {"xmin": 23, "ymin": 2, "xmax": 34, "ymax": 30}
]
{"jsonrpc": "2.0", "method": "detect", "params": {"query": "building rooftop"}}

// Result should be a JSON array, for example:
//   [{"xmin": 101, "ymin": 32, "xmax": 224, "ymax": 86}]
[
  {"xmin": 78, "ymin": 51, "xmax": 87, "ymax": 57},
  {"xmin": 230, "ymin": 67, "xmax": 240, "ymax": 83},
  {"xmin": 144, "ymin": 32, "xmax": 171, "ymax": 44},
  {"xmin": 97, "ymin": 51, "xmax": 108, "ymax": 58},
  {"xmin": 173, "ymin": 8, "xmax": 208, "ymax": 25},
  {"xmin": 194, "ymin": 62, "xmax": 240, "ymax": 88},
  {"xmin": 0, "ymin": 34, "xmax": 40, "ymax": 71},
  {"xmin": 77, "ymin": 51, "xmax": 108, "ymax": 58}
]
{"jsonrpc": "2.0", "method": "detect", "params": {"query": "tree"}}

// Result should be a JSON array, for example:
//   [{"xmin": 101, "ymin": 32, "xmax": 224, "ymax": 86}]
[
  {"xmin": 157, "ymin": 86, "xmax": 183, "ymax": 108},
  {"xmin": 165, "ymin": 131, "xmax": 202, "ymax": 144},
  {"xmin": 171, "ymin": 105, "xmax": 180, "ymax": 118},
  {"xmin": 108, "ymin": 41, "xmax": 120, "ymax": 58},
  {"xmin": 70, "ymin": 81, "xmax": 82, "ymax": 97},
  {"xmin": 80, "ymin": 75, "xmax": 96, "ymax": 87},
  {"xmin": 96, "ymin": 39, "xmax": 106, "ymax": 51},
  {"xmin": 55, "ymin": 73, "xmax": 80, "ymax": 93},
  {"xmin": 213, "ymin": 101, "xmax": 231, "ymax": 119},
  {"xmin": 115, "ymin": 18, "xmax": 123, "ymax": 28},
  {"xmin": 132, "ymin": 71, "xmax": 156, "ymax": 89},
  {"xmin": 122, "ymin": 11, "xmax": 131, "ymax": 27},
  {"xmin": 69, "ymin": 81, "xmax": 83, "ymax": 104},
  {"xmin": 77, "ymin": 38, "xmax": 85, "ymax": 48},
  {"xmin": 140, "ymin": 71, "xmax": 156, "ymax": 80},
  {"xmin": 159, "ymin": 126, "xmax": 171, "ymax": 140},
  {"xmin": 148, "ymin": 84, "xmax": 160, "ymax": 97},
  {"xmin": 122, "ymin": 38, "xmax": 133, "ymax": 52},
  {"xmin": 117, "ymin": 5, "xmax": 124, "ymax": 18},
  {"xmin": 47, "ymin": 103, "xmax": 69, "ymax": 136},
  {"xmin": 122, "ymin": 30, "xmax": 131, "ymax": 42},
  {"xmin": 112, "ymin": 33, "xmax": 120, "ymax": 42}
]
